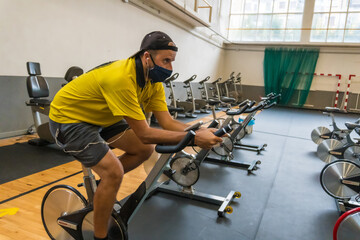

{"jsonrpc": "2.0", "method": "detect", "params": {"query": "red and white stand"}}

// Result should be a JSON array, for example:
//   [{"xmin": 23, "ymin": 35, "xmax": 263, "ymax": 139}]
[
  {"xmin": 311, "ymin": 73, "xmax": 342, "ymax": 108},
  {"xmin": 343, "ymin": 74, "xmax": 357, "ymax": 112}
]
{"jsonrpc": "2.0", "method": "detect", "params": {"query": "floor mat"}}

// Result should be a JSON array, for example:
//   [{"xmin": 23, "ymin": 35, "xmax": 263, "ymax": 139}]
[{"xmin": 0, "ymin": 142, "xmax": 74, "ymax": 184}]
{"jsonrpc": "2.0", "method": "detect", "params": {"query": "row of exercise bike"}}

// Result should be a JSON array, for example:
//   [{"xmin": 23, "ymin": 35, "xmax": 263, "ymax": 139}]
[
  {"xmin": 40, "ymin": 93, "xmax": 280, "ymax": 240},
  {"xmin": 311, "ymin": 107, "xmax": 360, "ymax": 240},
  {"xmin": 25, "ymin": 62, "xmax": 281, "ymax": 239}
]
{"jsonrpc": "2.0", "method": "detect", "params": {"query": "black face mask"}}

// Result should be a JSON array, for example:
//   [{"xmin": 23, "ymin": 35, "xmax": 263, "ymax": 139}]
[{"xmin": 148, "ymin": 55, "xmax": 173, "ymax": 83}]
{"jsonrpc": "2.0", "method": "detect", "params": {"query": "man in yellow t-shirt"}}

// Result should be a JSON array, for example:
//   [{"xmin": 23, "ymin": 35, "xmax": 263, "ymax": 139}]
[{"xmin": 49, "ymin": 31, "xmax": 222, "ymax": 240}]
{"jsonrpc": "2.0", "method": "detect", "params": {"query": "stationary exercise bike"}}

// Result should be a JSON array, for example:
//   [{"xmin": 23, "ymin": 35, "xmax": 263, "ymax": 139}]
[
  {"xmin": 333, "ymin": 207, "xmax": 360, "ymax": 240},
  {"xmin": 164, "ymin": 73, "xmax": 197, "ymax": 118},
  {"xmin": 222, "ymin": 72, "xmax": 239, "ymax": 105},
  {"xmin": 321, "ymin": 159, "xmax": 360, "ymax": 239},
  {"xmin": 41, "ymin": 124, "xmax": 232, "ymax": 239},
  {"xmin": 311, "ymin": 107, "xmax": 360, "ymax": 145},
  {"xmin": 228, "ymin": 72, "xmax": 243, "ymax": 104},
  {"xmin": 188, "ymin": 76, "xmax": 209, "ymax": 114},
  {"xmin": 205, "ymin": 100, "xmax": 262, "ymax": 173},
  {"xmin": 147, "ymin": 116, "xmax": 242, "ymax": 216},
  {"xmin": 317, "ymin": 124, "xmax": 360, "ymax": 163},
  {"xmin": 320, "ymin": 159, "xmax": 360, "ymax": 212},
  {"xmin": 198, "ymin": 76, "xmax": 211, "ymax": 106},
  {"xmin": 206, "ymin": 94, "xmax": 279, "ymax": 172},
  {"xmin": 233, "ymin": 93, "xmax": 280, "ymax": 154}
]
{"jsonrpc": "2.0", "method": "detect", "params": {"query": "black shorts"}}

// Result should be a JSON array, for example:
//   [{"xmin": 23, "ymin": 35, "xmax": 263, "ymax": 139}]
[{"xmin": 49, "ymin": 119, "xmax": 129, "ymax": 167}]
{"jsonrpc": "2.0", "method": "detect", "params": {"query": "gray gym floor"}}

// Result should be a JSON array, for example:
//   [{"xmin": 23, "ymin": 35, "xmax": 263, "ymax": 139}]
[{"xmin": 128, "ymin": 107, "xmax": 359, "ymax": 240}]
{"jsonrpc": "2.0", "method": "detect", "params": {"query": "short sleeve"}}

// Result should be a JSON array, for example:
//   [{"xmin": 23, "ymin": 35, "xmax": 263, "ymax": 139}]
[
  {"xmin": 144, "ymin": 83, "xmax": 168, "ymax": 113},
  {"xmin": 100, "ymin": 83, "xmax": 146, "ymax": 121}
]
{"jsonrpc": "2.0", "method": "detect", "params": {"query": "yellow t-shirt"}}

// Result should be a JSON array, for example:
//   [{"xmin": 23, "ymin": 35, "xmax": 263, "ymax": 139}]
[{"xmin": 49, "ymin": 58, "xmax": 168, "ymax": 127}]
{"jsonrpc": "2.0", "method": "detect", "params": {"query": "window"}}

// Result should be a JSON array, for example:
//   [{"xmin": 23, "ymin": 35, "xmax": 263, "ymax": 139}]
[
  {"xmin": 228, "ymin": 0, "xmax": 305, "ymax": 42},
  {"xmin": 311, "ymin": 0, "xmax": 360, "ymax": 43}
]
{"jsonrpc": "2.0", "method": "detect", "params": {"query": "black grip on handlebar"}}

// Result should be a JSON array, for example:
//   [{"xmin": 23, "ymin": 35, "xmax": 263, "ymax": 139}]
[
  {"xmin": 226, "ymin": 102, "xmax": 251, "ymax": 116},
  {"xmin": 164, "ymin": 73, "xmax": 179, "ymax": 83},
  {"xmin": 214, "ymin": 124, "xmax": 232, "ymax": 137},
  {"xmin": 269, "ymin": 93, "xmax": 281, "ymax": 100},
  {"xmin": 264, "ymin": 102, "xmax": 277, "ymax": 109},
  {"xmin": 248, "ymin": 101, "xmax": 256, "ymax": 108},
  {"xmin": 238, "ymin": 99, "xmax": 250, "ymax": 108},
  {"xmin": 208, "ymin": 120, "xmax": 219, "ymax": 128},
  {"xmin": 244, "ymin": 102, "xmax": 264, "ymax": 113},
  {"xmin": 155, "ymin": 131, "xmax": 196, "ymax": 154}
]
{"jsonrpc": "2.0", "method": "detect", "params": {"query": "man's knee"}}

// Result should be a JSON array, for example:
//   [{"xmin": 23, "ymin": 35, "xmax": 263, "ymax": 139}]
[
  {"xmin": 101, "ymin": 163, "xmax": 124, "ymax": 188},
  {"xmin": 141, "ymin": 144, "xmax": 155, "ymax": 160}
]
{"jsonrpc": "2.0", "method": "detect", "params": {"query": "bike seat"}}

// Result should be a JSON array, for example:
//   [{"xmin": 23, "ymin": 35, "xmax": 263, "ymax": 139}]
[
  {"xmin": 207, "ymin": 99, "xmax": 221, "ymax": 106},
  {"xmin": 26, "ymin": 98, "xmax": 51, "ymax": 107},
  {"xmin": 345, "ymin": 122, "xmax": 360, "ymax": 130},
  {"xmin": 325, "ymin": 107, "xmax": 341, "ymax": 112},
  {"xmin": 183, "ymin": 75, "xmax": 197, "ymax": 84},
  {"xmin": 221, "ymin": 97, "xmax": 236, "ymax": 103}
]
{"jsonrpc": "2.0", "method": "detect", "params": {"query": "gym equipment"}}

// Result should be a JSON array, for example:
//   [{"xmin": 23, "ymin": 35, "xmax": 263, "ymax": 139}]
[
  {"xmin": 221, "ymin": 72, "xmax": 243, "ymax": 104},
  {"xmin": 25, "ymin": 63, "xmax": 84, "ymax": 146},
  {"xmin": 333, "ymin": 207, "xmax": 360, "ymax": 240},
  {"xmin": 25, "ymin": 62, "xmax": 54, "ymax": 146},
  {"xmin": 198, "ymin": 76, "xmax": 211, "ymax": 105},
  {"xmin": 232, "ymin": 72, "xmax": 243, "ymax": 103},
  {"xmin": 222, "ymin": 72, "xmax": 242, "ymax": 104},
  {"xmin": 148, "ymin": 121, "xmax": 240, "ymax": 217},
  {"xmin": 222, "ymin": 72, "xmax": 235, "ymax": 101},
  {"xmin": 316, "ymin": 124, "xmax": 360, "ymax": 163},
  {"xmin": 164, "ymin": 73, "xmax": 197, "ymax": 118},
  {"xmin": 311, "ymin": 107, "xmax": 360, "ymax": 145},
  {"xmin": 205, "ymin": 94, "xmax": 279, "ymax": 172},
  {"xmin": 191, "ymin": 76, "xmax": 210, "ymax": 114},
  {"xmin": 206, "ymin": 101, "xmax": 263, "ymax": 173},
  {"xmin": 233, "ymin": 93, "xmax": 280, "ymax": 154},
  {"xmin": 320, "ymin": 159, "xmax": 360, "ymax": 213},
  {"xmin": 41, "ymin": 124, "xmax": 234, "ymax": 239},
  {"xmin": 208, "ymin": 77, "xmax": 236, "ymax": 109}
]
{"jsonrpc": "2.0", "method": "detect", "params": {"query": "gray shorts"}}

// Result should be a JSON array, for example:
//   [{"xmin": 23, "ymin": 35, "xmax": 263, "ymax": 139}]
[{"xmin": 49, "ymin": 119, "xmax": 129, "ymax": 167}]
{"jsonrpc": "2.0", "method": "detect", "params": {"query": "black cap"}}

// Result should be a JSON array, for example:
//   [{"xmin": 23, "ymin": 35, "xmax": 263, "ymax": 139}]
[{"xmin": 131, "ymin": 31, "xmax": 178, "ymax": 57}]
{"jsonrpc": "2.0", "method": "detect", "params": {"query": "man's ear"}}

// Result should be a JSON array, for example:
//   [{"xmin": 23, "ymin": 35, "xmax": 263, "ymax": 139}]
[{"xmin": 143, "ymin": 51, "xmax": 150, "ymax": 60}]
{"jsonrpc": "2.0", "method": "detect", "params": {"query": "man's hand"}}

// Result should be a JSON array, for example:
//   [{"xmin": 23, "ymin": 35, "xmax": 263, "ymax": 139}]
[{"xmin": 194, "ymin": 128, "xmax": 223, "ymax": 149}]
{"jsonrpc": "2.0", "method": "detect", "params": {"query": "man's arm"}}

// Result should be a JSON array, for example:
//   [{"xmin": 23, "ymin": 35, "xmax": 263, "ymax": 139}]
[
  {"xmin": 152, "ymin": 111, "xmax": 189, "ymax": 131},
  {"xmin": 124, "ymin": 115, "xmax": 222, "ymax": 149}
]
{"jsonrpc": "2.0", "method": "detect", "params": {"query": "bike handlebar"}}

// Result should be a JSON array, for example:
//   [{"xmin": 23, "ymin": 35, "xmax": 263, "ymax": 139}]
[
  {"xmin": 155, "ymin": 124, "xmax": 232, "ymax": 153},
  {"xmin": 226, "ymin": 101, "xmax": 253, "ymax": 116},
  {"xmin": 164, "ymin": 73, "xmax": 179, "ymax": 83},
  {"xmin": 264, "ymin": 102, "xmax": 277, "ymax": 109},
  {"xmin": 214, "ymin": 124, "xmax": 232, "ymax": 137},
  {"xmin": 155, "ymin": 131, "xmax": 196, "ymax": 153}
]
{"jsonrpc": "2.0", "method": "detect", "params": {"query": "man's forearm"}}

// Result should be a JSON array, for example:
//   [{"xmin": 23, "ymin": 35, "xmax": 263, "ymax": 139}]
[
  {"xmin": 141, "ymin": 127, "xmax": 188, "ymax": 144},
  {"xmin": 162, "ymin": 119, "xmax": 189, "ymax": 132}
]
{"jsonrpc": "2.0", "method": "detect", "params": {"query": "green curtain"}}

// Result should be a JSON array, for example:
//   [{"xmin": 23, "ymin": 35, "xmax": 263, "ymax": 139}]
[{"xmin": 263, "ymin": 48, "xmax": 319, "ymax": 106}]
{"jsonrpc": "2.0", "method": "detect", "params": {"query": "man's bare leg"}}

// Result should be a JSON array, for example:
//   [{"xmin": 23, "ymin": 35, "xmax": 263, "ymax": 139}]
[
  {"xmin": 91, "ymin": 150, "xmax": 124, "ymax": 238},
  {"xmin": 107, "ymin": 129, "xmax": 154, "ymax": 173},
  {"xmin": 90, "ymin": 130, "xmax": 153, "ymax": 238}
]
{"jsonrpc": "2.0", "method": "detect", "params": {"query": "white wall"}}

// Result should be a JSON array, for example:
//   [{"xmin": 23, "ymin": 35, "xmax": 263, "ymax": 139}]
[
  {"xmin": 0, "ymin": 0, "xmax": 225, "ymax": 80},
  {"xmin": 223, "ymin": 46, "xmax": 360, "ymax": 93}
]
